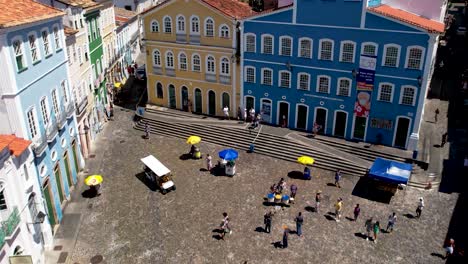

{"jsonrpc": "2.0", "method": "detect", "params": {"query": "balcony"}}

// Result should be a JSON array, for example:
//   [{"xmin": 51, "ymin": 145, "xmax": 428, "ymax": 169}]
[
  {"xmin": 46, "ymin": 120, "xmax": 58, "ymax": 142},
  {"xmin": 56, "ymin": 111, "xmax": 67, "ymax": 130},
  {"xmin": 65, "ymin": 101, "xmax": 74, "ymax": 118},
  {"xmin": 176, "ymin": 33, "xmax": 187, "ymax": 43},
  {"xmin": 76, "ymin": 96, "xmax": 89, "ymax": 117},
  {"xmin": 152, "ymin": 66, "xmax": 163, "ymax": 75},
  {"xmin": 205, "ymin": 73, "xmax": 217, "ymax": 82},
  {"xmin": 189, "ymin": 34, "xmax": 200, "ymax": 45},
  {"xmin": 220, "ymin": 75, "xmax": 231, "ymax": 85},
  {"xmin": 32, "ymin": 133, "xmax": 47, "ymax": 157},
  {"xmin": 0, "ymin": 207, "xmax": 21, "ymax": 248},
  {"xmin": 166, "ymin": 68, "xmax": 176, "ymax": 77}
]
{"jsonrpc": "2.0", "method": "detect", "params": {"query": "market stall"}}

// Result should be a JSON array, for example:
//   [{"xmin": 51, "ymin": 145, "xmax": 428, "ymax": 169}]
[{"xmin": 367, "ymin": 158, "xmax": 412, "ymax": 195}]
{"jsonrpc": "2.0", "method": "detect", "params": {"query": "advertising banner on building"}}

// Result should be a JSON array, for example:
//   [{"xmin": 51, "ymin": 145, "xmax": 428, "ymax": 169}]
[{"xmin": 354, "ymin": 55, "xmax": 377, "ymax": 117}]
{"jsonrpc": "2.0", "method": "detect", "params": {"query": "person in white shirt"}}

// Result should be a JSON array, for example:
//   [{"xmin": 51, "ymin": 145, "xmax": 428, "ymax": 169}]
[
  {"xmin": 416, "ymin": 197, "xmax": 424, "ymax": 219},
  {"xmin": 223, "ymin": 106, "xmax": 229, "ymax": 120}
]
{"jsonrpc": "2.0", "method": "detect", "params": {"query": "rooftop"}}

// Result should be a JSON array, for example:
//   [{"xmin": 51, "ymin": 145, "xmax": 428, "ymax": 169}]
[
  {"xmin": 115, "ymin": 7, "xmax": 137, "ymax": 26},
  {"xmin": 368, "ymin": 4, "xmax": 445, "ymax": 33},
  {"xmin": 64, "ymin": 26, "xmax": 79, "ymax": 36},
  {"xmin": 56, "ymin": 0, "xmax": 100, "ymax": 8},
  {"xmin": 0, "ymin": 0, "xmax": 64, "ymax": 29},
  {"xmin": 0, "ymin": 135, "xmax": 31, "ymax": 158}
]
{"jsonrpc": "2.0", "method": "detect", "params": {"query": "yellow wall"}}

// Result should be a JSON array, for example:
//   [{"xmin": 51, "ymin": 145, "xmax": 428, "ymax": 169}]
[{"xmin": 143, "ymin": 0, "xmax": 241, "ymax": 116}]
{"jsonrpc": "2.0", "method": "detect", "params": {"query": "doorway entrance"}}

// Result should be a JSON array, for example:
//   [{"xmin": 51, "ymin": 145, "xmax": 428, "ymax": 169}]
[
  {"xmin": 334, "ymin": 111, "xmax": 347, "ymax": 137},
  {"xmin": 168, "ymin": 85, "xmax": 176, "ymax": 108},
  {"xmin": 314, "ymin": 108, "xmax": 327, "ymax": 135},
  {"xmin": 394, "ymin": 117, "xmax": 410, "ymax": 148},
  {"xmin": 353, "ymin": 116, "xmax": 367, "ymax": 139},
  {"xmin": 278, "ymin": 102, "xmax": 289, "ymax": 127},
  {"xmin": 63, "ymin": 152, "xmax": 73, "ymax": 188},
  {"xmin": 208, "ymin": 90, "xmax": 216, "ymax": 115},
  {"xmin": 222, "ymin": 93, "xmax": 230, "ymax": 110},
  {"xmin": 42, "ymin": 178, "xmax": 57, "ymax": 228},
  {"xmin": 296, "ymin": 105, "xmax": 308, "ymax": 130},
  {"xmin": 261, "ymin": 99, "xmax": 272, "ymax": 123},
  {"xmin": 54, "ymin": 164, "xmax": 65, "ymax": 204},
  {"xmin": 245, "ymin": 96, "xmax": 254, "ymax": 110},
  {"xmin": 181, "ymin": 86, "xmax": 188, "ymax": 111},
  {"xmin": 194, "ymin": 88, "xmax": 202, "ymax": 113}
]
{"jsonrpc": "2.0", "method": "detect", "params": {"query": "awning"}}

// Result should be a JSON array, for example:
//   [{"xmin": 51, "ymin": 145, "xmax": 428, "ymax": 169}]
[{"xmin": 368, "ymin": 158, "xmax": 411, "ymax": 185}]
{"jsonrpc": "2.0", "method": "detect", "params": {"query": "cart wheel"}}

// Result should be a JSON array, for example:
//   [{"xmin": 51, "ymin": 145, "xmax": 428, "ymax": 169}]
[
  {"xmin": 172, "ymin": 186, "xmax": 176, "ymax": 191},
  {"xmin": 162, "ymin": 189, "xmax": 167, "ymax": 195}
]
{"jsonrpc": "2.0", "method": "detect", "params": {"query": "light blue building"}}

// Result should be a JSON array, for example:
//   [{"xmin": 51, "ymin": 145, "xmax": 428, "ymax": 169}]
[
  {"xmin": 241, "ymin": 0, "xmax": 446, "ymax": 150},
  {"xmin": 0, "ymin": 1, "xmax": 83, "ymax": 230}
]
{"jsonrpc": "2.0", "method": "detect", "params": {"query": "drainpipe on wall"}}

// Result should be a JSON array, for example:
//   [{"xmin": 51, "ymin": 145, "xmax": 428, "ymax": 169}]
[{"xmin": 238, "ymin": 21, "xmax": 244, "ymax": 109}]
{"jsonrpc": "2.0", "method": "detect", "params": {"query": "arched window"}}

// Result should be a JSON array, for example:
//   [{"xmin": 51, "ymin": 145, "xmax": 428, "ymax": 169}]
[
  {"xmin": 153, "ymin": 49, "xmax": 161, "ymax": 66},
  {"xmin": 340, "ymin": 41, "xmax": 356, "ymax": 63},
  {"xmin": 297, "ymin": 72, "xmax": 310, "ymax": 90},
  {"xmin": 220, "ymin": 57, "xmax": 229, "ymax": 75},
  {"xmin": 191, "ymin": 16, "xmax": 200, "ymax": 34},
  {"xmin": 178, "ymin": 52, "xmax": 187, "ymax": 70},
  {"xmin": 361, "ymin": 42, "xmax": 378, "ymax": 56},
  {"xmin": 205, "ymin": 18, "xmax": 214, "ymax": 37},
  {"xmin": 299, "ymin": 38, "xmax": 312, "ymax": 58},
  {"xmin": 279, "ymin": 70, "xmax": 291, "ymax": 88},
  {"xmin": 192, "ymin": 54, "xmax": 201, "ymax": 71},
  {"xmin": 279, "ymin": 36, "xmax": 292, "ymax": 56},
  {"xmin": 163, "ymin": 16, "xmax": 172, "ymax": 33},
  {"xmin": 220, "ymin": 24, "xmax": 229, "ymax": 38},
  {"xmin": 261, "ymin": 34, "xmax": 273, "ymax": 55},
  {"xmin": 319, "ymin": 39, "xmax": 334, "ymax": 61},
  {"xmin": 245, "ymin": 34, "xmax": 256, "ymax": 52},
  {"xmin": 399, "ymin": 86, "xmax": 417, "ymax": 106},
  {"xmin": 378, "ymin": 83, "xmax": 394, "ymax": 102},
  {"xmin": 222, "ymin": 93, "xmax": 230, "ymax": 109},
  {"xmin": 166, "ymin": 51, "xmax": 174, "ymax": 68},
  {"xmin": 261, "ymin": 68, "xmax": 273, "ymax": 85},
  {"xmin": 245, "ymin": 66, "xmax": 255, "ymax": 83},
  {"xmin": 156, "ymin": 82, "xmax": 163, "ymax": 98},
  {"xmin": 405, "ymin": 46, "xmax": 425, "ymax": 70},
  {"xmin": 317, "ymin": 75, "xmax": 331, "ymax": 93},
  {"xmin": 176, "ymin": 15, "xmax": 185, "ymax": 33},
  {"xmin": 337, "ymin": 77, "xmax": 351, "ymax": 97},
  {"xmin": 206, "ymin": 56, "xmax": 215, "ymax": 73},
  {"xmin": 383, "ymin": 44, "xmax": 401, "ymax": 67},
  {"xmin": 0, "ymin": 181, "xmax": 7, "ymax": 211}
]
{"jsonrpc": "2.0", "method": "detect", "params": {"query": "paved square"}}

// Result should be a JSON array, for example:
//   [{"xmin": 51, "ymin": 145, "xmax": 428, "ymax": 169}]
[{"xmin": 66, "ymin": 110, "xmax": 457, "ymax": 264}]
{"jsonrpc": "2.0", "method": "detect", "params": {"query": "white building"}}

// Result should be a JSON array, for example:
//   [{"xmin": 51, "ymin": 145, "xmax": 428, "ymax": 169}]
[
  {"xmin": 113, "ymin": 0, "xmax": 157, "ymax": 13},
  {"xmin": 0, "ymin": 135, "xmax": 53, "ymax": 264}
]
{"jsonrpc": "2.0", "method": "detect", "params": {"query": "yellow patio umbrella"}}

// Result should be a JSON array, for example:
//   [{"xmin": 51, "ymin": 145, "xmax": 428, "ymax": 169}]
[
  {"xmin": 84, "ymin": 175, "xmax": 103, "ymax": 186},
  {"xmin": 297, "ymin": 156, "xmax": 315, "ymax": 166},
  {"xmin": 186, "ymin": 135, "xmax": 201, "ymax": 145}
]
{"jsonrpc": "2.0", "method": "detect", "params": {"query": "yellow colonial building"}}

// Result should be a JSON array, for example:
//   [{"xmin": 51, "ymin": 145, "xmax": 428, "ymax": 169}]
[{"xmin": 141, "ymin": 0, "xmax": 255, "ymax": 116}]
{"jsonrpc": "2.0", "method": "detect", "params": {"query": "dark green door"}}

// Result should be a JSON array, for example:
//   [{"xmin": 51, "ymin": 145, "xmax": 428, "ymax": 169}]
[
  {"xmin": 222, "ymin": 93, "xmax": 230, "ymax": 110},
  {"xmin": 195, "ymin": 89, "xmax": 202, "ymax": 113},
  {"xmin": 72, "ymin": 141, "xmax": 79, "ymax": 174},
  {"xmin": 296, "ymin": 105, "xmax": 307, "ymax": 130},
  {"xmin": 64, "ymin": 153, "xmax": 73, "ymax": 187},
  {"xmin": 334, "ymin": 112, "xmax": 347, "ymax": 137},
  {"xmin": 394, "ymin": 117, "xmax": 410, "ymax": 148},
  {"xmin": 42, "ymin": 180, "xmax": 56, "ymax": 227},
  {"xmin": 353, "ymin": 116, "xmax": 367, "ymax": 139},
  {"xmin": 245, "ymin": 97, "xmax": 254, "ymax": 110},
  {"xmin": 181, "ymin": 86, "xmax": 188, "ymax": 111},
  {"xmin": 54, "ymin": 165, "xmax": 65, "ymax": 203},
  {"xmin": 208, "ymin": 90, "xmax": 216, "ymax": 115},
  {"xmin": 168, "ymin": 85, "xmax": 176, "ymax": 108}
]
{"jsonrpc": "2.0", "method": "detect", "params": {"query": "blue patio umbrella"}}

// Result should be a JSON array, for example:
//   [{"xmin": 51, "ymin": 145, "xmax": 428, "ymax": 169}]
[{"xmin": 218, "ymin": 149, "xmax": 239, "ymax": 161}]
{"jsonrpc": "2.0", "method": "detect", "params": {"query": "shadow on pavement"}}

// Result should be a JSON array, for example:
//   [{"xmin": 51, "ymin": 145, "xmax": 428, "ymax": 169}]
[
  {"xmin": 135, "ymin": 171, "xmax": 157, "ymax": 192},
  {"xmin": 351, "ymin": 177, "xmax": 392, "ymax": 204},
  {"xmin": 354, "ymin": 232, "xmax": 367, "ymax": 240}
]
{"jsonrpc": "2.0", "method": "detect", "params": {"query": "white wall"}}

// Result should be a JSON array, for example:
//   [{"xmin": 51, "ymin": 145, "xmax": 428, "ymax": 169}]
[{"xmin": 381, "ymin": 0, "xmax": 448, "ymax": 22}]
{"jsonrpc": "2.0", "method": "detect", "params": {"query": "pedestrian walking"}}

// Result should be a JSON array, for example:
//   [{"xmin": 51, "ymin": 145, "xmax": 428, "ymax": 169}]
[
  {"xmin": 282, "ymin": 226, "xmax": 290, "ymax": 249},
  {"xmin": 334, "ymin": 169, "xmax": 342, "ymax": 188},
  {"xmin": 334, "ymin": 198, "xmax": 343, "ymax": 222},
  {"xmin": 386, "ymin": 212, "xmax": 397, "ymax": 233},
  {"xmin": 277, "ymin": 178, "xmax": 286, "ymax": 193},
  {"xmin": 237, "ymin": 107, "xmax": 242, "ymax": 120},
  {"xmin": 295, "ymin": 212, "xmax": 304, "ymax": 237},
  {"xmin": 373, "ymin": 221, "xmax": 380, "ymax": 243},
  {"xmin": 441, "ymin": 132, "xmax": 448, "ymax": 147},
  {"xmin": 223, "ymin": 106, "xmax": 229, "ymax": 120},
  {"xmin": 435, "ymin": 108, "xmax": 440, "ymax": 123},
  {"xmin": 249, "ymin": 108, "xmax": 255, "ymax": 122},
  {"xmin": 281, "ymin": 115, "xmax": 287, "ymax": 128},
  {"xmin": 144, "ymin": 123, "xmax": 150, "ymax": 139},
  {"xmin": 219, "ymin": 212, "xmax": 231, "ymax": 240},
  {"xmin": 243, "ymin": 108, "xmax": 248, "ymax": 122},
  {"xmin": 290, "ymin": 184, "xmax": 297, "ymax": 203},
  {"xmin": 416, "ymin": 197, "xmax": 424, "ymax": 219},
  {"xmin": 444, "ymin": 238, "xmax": 455, "ymax": 259},
  {"xmin": 264, "ymin": 211, "xmax": 273, "ymax": 233},
  {"xmin": 365, "ymin": 217, "xmax": 373, "ymax": 241},
  {"xmin": 315, "ymin": 191, "xmax": 322, "ymax": 212},
  {"xmin": 206, "ymin": 154, "xmax": 213, "ymax": 172},
  {"xmin": 353, "ymin": 204, "xmax": 361, "ymax": 221}
]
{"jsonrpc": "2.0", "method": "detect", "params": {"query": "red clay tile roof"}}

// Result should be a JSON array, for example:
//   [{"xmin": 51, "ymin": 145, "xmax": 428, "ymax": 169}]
[
  {"xmin": 56, "ymin": 0, "xmax": 101, "ymax": 8},
  {"xmin": 64, "ymin": 26, "xmax": 79, "ymax": 36},
  {"xmin": 0, "ymin": 135, "xmax": 31, "ymax": 157},
  {"xmin": 0, "ymin": 0, "xmax": 64, "ymax": 28},
  {"xmin": 115, "ymin": 7, "xmax": 137, "ymax": 19},
  {"xmin": 368, "ymin": 4, "xmax": 444, "ymax": 33}
]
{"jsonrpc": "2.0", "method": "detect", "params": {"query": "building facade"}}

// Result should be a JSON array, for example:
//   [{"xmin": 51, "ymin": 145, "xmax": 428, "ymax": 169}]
[
  {"xmin": 114, "ymin": 7, "xmax": 140, "ymax": 84},
  {"xmin": 0, "ymin": 135, "xmax": 53, "ymax": 264},
  {"xmin": 142, "ymin": 0, "xmax": 255, "ymax": 117},
  {"xmin": 0, "ymin": 1, "xmax": 82, "ymax": 232},
  {"xmin": 242, "ymin": 0, "xmax": 445, "ymax": 149},
  {"xmin": 113, "ymin": 0, "xmax": 156, "ymax": 13}
]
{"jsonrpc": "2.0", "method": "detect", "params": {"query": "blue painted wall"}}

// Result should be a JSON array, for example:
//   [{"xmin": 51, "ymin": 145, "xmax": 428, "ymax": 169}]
[{"xmin": 296, "ymin": 0, "xmax": 363, "ymax": 27}]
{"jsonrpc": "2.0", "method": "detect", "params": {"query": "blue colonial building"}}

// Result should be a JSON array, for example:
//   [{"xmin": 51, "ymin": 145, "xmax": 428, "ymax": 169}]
[
  {"xmin": 0, "ymin": 0, "xmax": 83, "ymax": 232},
  {"xmin": 241, "ymin": 0, "xmax": 445, "ymax": 150}
]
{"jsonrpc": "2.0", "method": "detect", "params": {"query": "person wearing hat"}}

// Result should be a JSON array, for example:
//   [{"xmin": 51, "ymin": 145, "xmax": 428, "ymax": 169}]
[
  {"xmin": 335, "ymin": 198, "xmax": 343, "ymax": 222},
  {"xmin": 416, "ymin": 197, "xmax": 424, "ymax": 218},
  {"xmin": 282, "ymin": 225, "xmax": 290, "ymax": 249}
]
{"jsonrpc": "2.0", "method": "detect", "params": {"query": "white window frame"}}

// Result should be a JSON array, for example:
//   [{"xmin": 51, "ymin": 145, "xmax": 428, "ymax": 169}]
[
  {"xmin": 219, "ymin": 24, "xmax": 230, "ymax": 38},
  {"xmin": 361, "ymin": 42, "xmax": 378, "ymax": 56},
  {"xmin": 153, "ymin": 49, "xmax": 161, "ymax": 66},
  {"xmin": 151, "ymin": 20, "xmax": 159, "ymax": 32},
  {"xmin": 40, "ymin": 97, "xmax": 50, "ymax": 125},
  {"xmin": 319, "ymin": 39, "xmax": 334, "ymax": 61},
  {"xmin": 41, "ymin": 28, "xmax": 51, "ymax": 57},
  {"xmin": 220, "ymin": 57, "xmax": 230, "ymax": 76},
  {"xmin": 51, "ymin": 89, "xmax": 60, "ymax": 114},
  {"xmin": 377, "ymin": 82, "xmax": 394, "ymax": 102},
  {"xmin": 336, "ymin": 77, "xmax": 352, "ymax": 96},
  {"xmin": 404, "ymin": 45, "xmax": 425, "ymax": 70},
  {"xmin": 165, "ymin": 51, "xmax": 174, "ymax": 68},
  {"xmin": 61, "ymin": 80, "xmax": 69, "ymax": 104},
  {"xmin": 245, "ymin": 33, "xmax": 256, "ymax": 53},
  {"xmin": 279, "ymin": 36, "xmax": 293, "ymax": 56},
  {"xmin": 245, "ymin": 66, "xmax": 256, "ymax": 83},
  {"xmin": 178, "ymin": 52, "xmax": 188, "ymax": 71},
  {"xmin": 298, "ymin": 37, "xmax": 312, "ymax": 59},
  {"xmin": 261, "ymin": 68, "xmax": 273, "ymax": 86},
  {"xmin": 204, "ymin": 17, "xmax": 215, "ymax": 37},
  {"xmin": 12, "ymin": 36, "xmax": 27, "ymax": 71},
  {"xmin": 206, "ymin": 55, "xmax": 215, "ymax": 73},
  {"xmin": 26, "ymin": 107, "xmax": 38, "ymax": 138},
  {"xmin": 190, "ymin": 15, "xmax": 200, "ymax": 34},
  {"xmin": 192, "ymin": 53, "xmax": 201, "ymax": 72},
  {"xmin": 163, "ymin": 16, "xmax": 172, "ymax": 33},
  {"xmin": 176, "ymin": 15, "xmax": 186, "ymax": 33},
  {"xmin": 53, "ymin": 26, "xmax": 61, "ymax": 51},
  {"xmin": 399, "ymin": 85, "xmax": 417, "ymax": 106},
  {"xmin": 382, "ymin": 44, "xmax": 401, "ymax": 67},
  {"xmin": 316, "ymin": 75, "xmax": 331, "ymax": 94},
  {"xmin": 278, "ymin": 70, "xmax": 291, "ymax": 88},
  {"xmin": 297, "ymin": 72, "xmax": 310, "ymax": 91},
  {"xmin": 77, "ymin": 46, "xmax": 83, "ymax": 64},
  {"xmin": 28, "ymin": 32, "xmax": 41, "ymax": 63},
  {"xmin": 261, "ymin": 34, "xmax": 274, "ymax": 55},
  {"xmin": 339, "ymin": 40, "xmax": 356, "ymax": 63}
]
